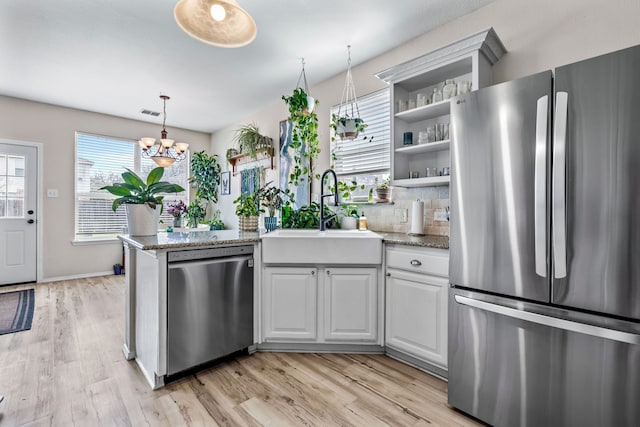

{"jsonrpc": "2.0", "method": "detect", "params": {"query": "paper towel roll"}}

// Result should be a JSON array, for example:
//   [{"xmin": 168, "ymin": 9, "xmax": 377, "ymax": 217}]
[{"xmin": 410, "ymin": 200, "xmax": 424, "ymax": 235}]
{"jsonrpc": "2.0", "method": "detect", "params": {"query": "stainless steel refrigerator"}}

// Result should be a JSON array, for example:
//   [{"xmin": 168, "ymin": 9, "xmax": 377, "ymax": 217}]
[{"xmin": 448, "ymin": 44, "xmax": 640, "ymax": 427}]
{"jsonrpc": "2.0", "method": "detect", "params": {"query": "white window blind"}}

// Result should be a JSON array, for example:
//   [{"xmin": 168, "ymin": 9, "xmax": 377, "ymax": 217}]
[
  {"xmin": 75, "ymin": 132, "xmax": 188, "ymax": 238},
  {"xmin": 331, "ymin": 88, "xmax": 390, "ymax": 177}
]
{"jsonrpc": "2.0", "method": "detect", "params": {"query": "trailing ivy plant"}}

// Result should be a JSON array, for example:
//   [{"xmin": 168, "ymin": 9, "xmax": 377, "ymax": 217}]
[
  {"xmin": 189, "ymin": 151, "xmax": 221, "ymax": 218},
  {"xmin": 282, "ymin": 88, "xmax": 320, "ymax": 189}
]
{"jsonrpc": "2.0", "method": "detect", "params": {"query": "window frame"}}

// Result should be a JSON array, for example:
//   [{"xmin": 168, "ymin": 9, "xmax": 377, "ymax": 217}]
[{"xmin": 74, "ymin": 131, "xmax": 190, "ymax": 241}]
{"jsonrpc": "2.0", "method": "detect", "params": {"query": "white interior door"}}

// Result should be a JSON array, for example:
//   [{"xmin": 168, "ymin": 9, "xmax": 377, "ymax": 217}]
[{"xmin": 0, "ymin": 143, "xmax": 37, "ymax": 285}]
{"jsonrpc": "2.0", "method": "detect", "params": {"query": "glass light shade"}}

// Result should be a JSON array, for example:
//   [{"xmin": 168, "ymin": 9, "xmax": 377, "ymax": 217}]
[
  {"xmin": 210, "ymin": 3, "xmax": 226, "ymax": 21},
  {"xmin": 137, "ymin": 139, "xmax": 147, "ymax": 149},
  {"xmin": 174, "ymin": 142, "xmax": 189, "ymax": 153},
  {"xmin": 152, "ymin": 156, "xmax": 176, "ymax": 167},
  {"xmin": 174, "ymin": 0, "xmax": 257, "ymax": 48},
  {"xmin": 140, "ymin": 137, "xmax": 156, "ymax": 148},
  {"xmin": 161, "ymin": 138, "xmax": 175, "ymax": 148}
]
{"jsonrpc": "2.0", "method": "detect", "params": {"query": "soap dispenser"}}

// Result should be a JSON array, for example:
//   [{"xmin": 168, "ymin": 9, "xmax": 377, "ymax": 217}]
[{"xmin": 358, "ymin": 212, "xmax": 368, "ymax": 231}]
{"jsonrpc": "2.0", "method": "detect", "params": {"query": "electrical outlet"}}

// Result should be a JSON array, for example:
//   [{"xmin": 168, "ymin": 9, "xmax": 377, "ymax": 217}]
[
  {"xmin": 400, "ymin": 208, "xmax": 408, "ymax": 223},
  {"xmin": 434, "ymin": 210, "xmax": 448, "ymax": 221},
  {"xmin": 47, "ymin": 189, "xmax": 59, "ymax": 198}
]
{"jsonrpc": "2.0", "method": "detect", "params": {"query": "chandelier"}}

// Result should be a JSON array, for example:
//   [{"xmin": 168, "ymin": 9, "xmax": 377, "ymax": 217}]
[
  {"xmin": 138, "ymin": 95, "xmax": 188, "ymax": 167},
  {"xmin": 174, "ymin": 0, "xmax": 257, "ymax": 48}
]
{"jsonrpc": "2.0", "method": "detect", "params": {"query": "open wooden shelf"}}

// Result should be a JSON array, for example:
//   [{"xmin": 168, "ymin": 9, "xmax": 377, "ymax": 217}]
[{"xmin": 228, "ymin": 147, "xmax": 274, "ymax": 175}]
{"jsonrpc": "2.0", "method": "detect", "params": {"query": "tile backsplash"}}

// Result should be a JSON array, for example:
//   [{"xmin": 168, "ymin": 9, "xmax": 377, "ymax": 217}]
[{"xmin": 360, "ymin": 186, "xmax": 449, "ymax": 236}]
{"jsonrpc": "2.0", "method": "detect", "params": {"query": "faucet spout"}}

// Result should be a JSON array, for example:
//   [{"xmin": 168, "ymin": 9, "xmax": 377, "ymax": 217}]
[{"xmin": 319, "ymin": 168, "xmax": 339, "ymax": 231}]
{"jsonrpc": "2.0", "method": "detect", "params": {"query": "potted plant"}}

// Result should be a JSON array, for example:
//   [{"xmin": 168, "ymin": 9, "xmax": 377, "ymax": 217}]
[
  {"xmin": 226, "ymin": 147, "xmax": 239, "ymax": 160},
  {"xmin": 189, "ymin": 151, "xmax": 221, "ymax": 215},
  {"xmin": 258, "ymin": 183, "xmax": 286, "ymax": 232},
  {"xmin": 100, "ymin": 167, "xmax": 185, "ymax": 236},
  {"xmin": 375, "ymin": 176, "xmax": 392, "ymax": 202},
  {"xmin": 184, "ymin": 201, "xmax": 206, "ymax": 229},
  {"xmin": 233, "ymin": 123, "xmax": 272, "ymax": 161},
  {"xmin": 338, "ymin": 204, "xmax": 359, "ymax": 230},
  {"xmin": 113, "ymin": 263, "xmax": 123, "ymax": 275},
  {"xmin": 167, "ymin": 200, "xmax": 187, "ymax": 228},
  {"xmin": 282, "ymin": 88, "xmax": 320, "ymax": 188},
  {"xmin": 233, "ymin": 192, "xmax": 261, "ymax": 231},
  {"xmin": 330, "ymin": 114, "xmax": 373, "ymax": 142},
  {"xmin": 205, "ymin": 209, "xmax": 225, "ymax": 230}
]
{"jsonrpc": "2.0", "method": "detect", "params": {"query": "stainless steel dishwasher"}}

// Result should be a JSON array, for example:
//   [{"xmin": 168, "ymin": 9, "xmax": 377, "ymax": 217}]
[{"xmin": 167, "ymin": 245, "xmax": 253, "ymax": 376}]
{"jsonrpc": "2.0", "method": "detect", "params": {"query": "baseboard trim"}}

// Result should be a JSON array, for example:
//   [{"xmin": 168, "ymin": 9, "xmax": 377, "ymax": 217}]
[
  {"xmin": 257, "ymin": 342, "xmax": 384, "ymax": 354},
  {"xmin": 40, "ymin": 270, "xmax": 115, "ymax": 283},
  {"xmin": 384, "ymin": 346, "xmax": 448, "ymax": 380}
]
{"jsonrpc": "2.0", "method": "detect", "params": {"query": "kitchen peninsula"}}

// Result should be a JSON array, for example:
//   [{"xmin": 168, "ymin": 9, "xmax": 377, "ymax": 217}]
[{"xmin": 120, "ymin": 229, "xmax": 449, "ymax": 389}]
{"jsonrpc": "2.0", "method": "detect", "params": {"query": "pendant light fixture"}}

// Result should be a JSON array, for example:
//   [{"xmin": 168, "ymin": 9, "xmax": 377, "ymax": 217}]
[
  {"xmin": 174, "ymin": 0, "xmax": 257, "ymax": 48},
  {"xmin": 139, "ymin": 95, "xmax": 189, "ymax": 168}
]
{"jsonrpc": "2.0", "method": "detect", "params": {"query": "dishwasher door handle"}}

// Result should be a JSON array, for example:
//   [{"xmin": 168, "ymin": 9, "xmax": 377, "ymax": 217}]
[{"xmin": 168, "ymin": 255, "xmax": 253, "ymax": 269}]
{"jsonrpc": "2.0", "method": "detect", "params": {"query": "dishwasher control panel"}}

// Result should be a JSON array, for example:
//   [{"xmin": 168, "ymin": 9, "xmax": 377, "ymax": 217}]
[{"xmin": 168, "ymin": 245, "xmax": 254, "ymax": 262}]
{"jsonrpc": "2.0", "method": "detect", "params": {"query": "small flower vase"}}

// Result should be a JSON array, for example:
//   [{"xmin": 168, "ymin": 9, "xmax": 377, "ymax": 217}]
[
  {"xmin": 264, "ymin": 216, "xmax": 277, "ymax": 232},
  {"xmin": 173, "ymin": 217, "xmax": 181, "ymax": 228}
]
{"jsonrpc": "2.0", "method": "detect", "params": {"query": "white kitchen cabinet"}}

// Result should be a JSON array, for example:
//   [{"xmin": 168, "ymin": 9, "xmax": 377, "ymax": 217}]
[
  {"xmin": 323, "ymin": 267, "xmax": 377, "ymax": 342},
  {"xmin": 262, "ymin": 267, "xmax": 317, "ymax": 341},
  {"xmin": 385, "ymin": 245, "xmax": 449, "ymax": 369},
  {"xmin": 376, "ymin": 28, "xmax": 505, "ymax": 187}
]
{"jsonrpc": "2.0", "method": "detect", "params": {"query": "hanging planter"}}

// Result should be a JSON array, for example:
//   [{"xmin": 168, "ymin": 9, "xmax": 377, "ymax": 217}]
[{"xmin": 330, "ymin": 46, "xmax": 372, "ymax": 143}]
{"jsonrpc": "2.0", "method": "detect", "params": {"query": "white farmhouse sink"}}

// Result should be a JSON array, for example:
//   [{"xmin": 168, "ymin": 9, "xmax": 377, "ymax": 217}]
[{"xmin": 262, "ymin": 229, "xmax": 383, "ymax": 264}]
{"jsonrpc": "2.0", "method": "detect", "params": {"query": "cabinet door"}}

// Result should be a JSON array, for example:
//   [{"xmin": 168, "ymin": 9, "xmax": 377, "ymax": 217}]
[
  {"xmin": 323, "ymin": 267, "xmax": 377, "ymax": 342},
  {"xmin": 386, "ymin": 269, "xmax": 448, "ymax": 367},
  {"xmin": 263, "ymin": 267, "xmax": 317, "ymax": 341}
]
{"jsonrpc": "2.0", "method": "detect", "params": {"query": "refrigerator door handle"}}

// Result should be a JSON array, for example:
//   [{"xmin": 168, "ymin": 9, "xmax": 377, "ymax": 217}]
[
  {"xmin": 534, "ymin": 95, "xmax": 548, "ymax": 277},
  {"xmin": 454, "ymin": 295, "xmax": 640, "ymax": 345},
  {"xmin": 552, "ymin": 91, "xmax": 568, "ymax": 278}
]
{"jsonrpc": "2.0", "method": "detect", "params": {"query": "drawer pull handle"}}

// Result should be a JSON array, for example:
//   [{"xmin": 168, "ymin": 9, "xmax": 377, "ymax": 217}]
[{"xmin": 410, "ymin": 260, "xmax": 422, "ymax": 266}]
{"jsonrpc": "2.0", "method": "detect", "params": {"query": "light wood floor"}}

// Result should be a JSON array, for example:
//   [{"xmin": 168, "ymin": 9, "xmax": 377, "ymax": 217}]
[{"xmin": 0, "ymin": 276, "xmax": 480, "ymax": 426}]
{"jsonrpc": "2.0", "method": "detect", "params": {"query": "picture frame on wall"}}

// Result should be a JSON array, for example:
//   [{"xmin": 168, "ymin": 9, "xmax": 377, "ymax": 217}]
[{"xmin": 221, "ymin": 171, "xmax": 231, "ymax": 195}]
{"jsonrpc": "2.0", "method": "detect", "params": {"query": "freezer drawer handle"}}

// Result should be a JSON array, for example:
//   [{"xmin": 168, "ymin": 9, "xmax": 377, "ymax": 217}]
[
  {"xmin": 410, "ymin": 260, "xmax": 422, "ymax": 266},
  {"xmin": 534, "ymin": 95, "xmax": 548, "ymax": 277},
  {"xmin": 552, "ymin": 91, "xmax": 568, "ymax": 278},
  {"xmin": 454, "ymin": 295, "xmax": 640, "ymax": 345}
]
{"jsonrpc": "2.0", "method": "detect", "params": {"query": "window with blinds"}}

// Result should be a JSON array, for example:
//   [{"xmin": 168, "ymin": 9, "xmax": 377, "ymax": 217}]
[
  {"xmin": 75, "ymin": 132, "xmax": 189, "ymax": 239},
  {"xmin": 330, "ymin": 88, "xmax": 390, "ymax": 198}
]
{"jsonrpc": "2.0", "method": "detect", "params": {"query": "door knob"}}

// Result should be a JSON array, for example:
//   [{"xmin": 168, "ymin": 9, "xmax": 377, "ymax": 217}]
[{"xmin": 27, "ymin": 219, "xmax": 35, "ymax": 224}]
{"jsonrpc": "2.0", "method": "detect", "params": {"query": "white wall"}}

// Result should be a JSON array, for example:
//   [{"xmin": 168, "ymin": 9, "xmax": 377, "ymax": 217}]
[
  {"xmin": 0, "ymin": 95, "xmax": 210, "ymax": 280},
  {"xmin": 211, "ymin": 0, "xmax": 640, "ymax": 228}
]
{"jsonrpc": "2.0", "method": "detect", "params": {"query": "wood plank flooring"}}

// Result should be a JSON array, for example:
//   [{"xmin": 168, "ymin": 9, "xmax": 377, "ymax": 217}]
[{"xmin": 0, "ymin": 276, "xmax": 480, "ymax": 426}]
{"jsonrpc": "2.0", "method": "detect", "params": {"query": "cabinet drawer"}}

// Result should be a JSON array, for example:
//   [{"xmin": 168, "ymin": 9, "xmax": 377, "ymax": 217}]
[{"xmin": 386, "ymin": 246, "xmax": 449, "ymax": 277}]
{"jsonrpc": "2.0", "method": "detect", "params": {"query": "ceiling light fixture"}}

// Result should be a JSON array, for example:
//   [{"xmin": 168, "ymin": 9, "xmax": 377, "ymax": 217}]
[
  {"xmin": 174, "ymin": 0, "xmax": 257, "ymax": 48},
  {"xmin": 138, "ymin": 95, "xmax": 189, "ymax": 168}
]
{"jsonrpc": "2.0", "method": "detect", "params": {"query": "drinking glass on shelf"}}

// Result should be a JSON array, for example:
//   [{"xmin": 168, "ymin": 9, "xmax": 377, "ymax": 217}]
[
  {"xmin": 436, "ymin": 123, "xmax": 444, "ymax": 141},
  {"xmin": 443, "ymin": 122, "xmax": 450, "ymax": 140},
  {"xmin": 425, "ymin": 167, "xmax": 438, "ymax": 177},
  {"xmin": 408, "ymin": 98, "xmax": 416, "ymax": 110},
  {"xmin": 416, "ymin": 93, "xmax": 426, "ymax": 107},
  {"xmin": 426, "ymin": 125, "xmax": 436, "ymax": 143}
]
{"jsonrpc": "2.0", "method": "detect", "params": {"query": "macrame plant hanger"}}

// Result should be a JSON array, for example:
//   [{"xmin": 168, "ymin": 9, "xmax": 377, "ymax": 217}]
[
  {"xmin": 295, "ymin": 58, "xmax": 315, "ymax": 114},
  {"xmin": 338, "ymin": 45, "xmax": 361, "ymax": 121}
]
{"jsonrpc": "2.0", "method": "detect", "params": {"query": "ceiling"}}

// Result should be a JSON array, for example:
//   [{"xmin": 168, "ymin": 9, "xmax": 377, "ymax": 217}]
[{"xmin": 0, "ymin": 0, "xmax": 493, "ymax": 133}]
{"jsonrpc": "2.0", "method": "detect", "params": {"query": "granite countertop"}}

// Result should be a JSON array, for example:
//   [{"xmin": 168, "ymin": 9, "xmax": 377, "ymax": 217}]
[
  {"xmin": 375, "ymin": 232, "xmax": 449, "ymax": 249},
  {"xmin": 118, "ymin": 230, "xmax": 261, "ymax": 250},
  {"xmin": 119, "ymin": 229, "xmax": 448, "ymax": 251}
]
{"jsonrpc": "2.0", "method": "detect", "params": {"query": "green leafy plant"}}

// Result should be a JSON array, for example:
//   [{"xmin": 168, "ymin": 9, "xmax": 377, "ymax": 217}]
[
  {"xmin": 234, "ymin": 192, "xmax": 261, "ymax": 217},
  {"xmin": 189, "ymin": 151, "xmax": 221, "ymax": 206},
  {"xmin": 258, "ymin": 182, "xmax": 288, "ymax": 217},
  {"xmin": 233, "ymin": 123, "xmax": 272, "ymax": 160},
  {"xmin": 100, "ymin": 167, "xmax": 185, "ymax": 212},
  {"xmin": 282, "ymin": 88, "xmax": 320, "ymax": 187},
  {"xmin": 184, "ymin": 201, "xmax": 206, "ymax": 228},
  {"xmin": 203, "ymin": 209, "xmax": 225, "ymax": 229},
  {"xmin": 375, "ymin": 176, "xmax": 391, "ymax": 190},
  {"xmin": 281, "ymin": 202, "xmax": 336, "ymax": 229},
  {"xmin": 330, "ymin": 114, "xmax": 373, "ymax": 143}
]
